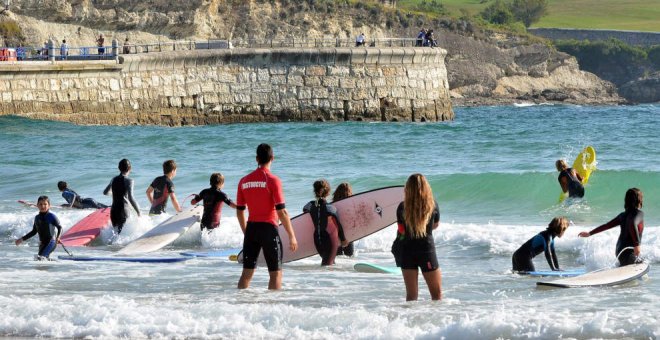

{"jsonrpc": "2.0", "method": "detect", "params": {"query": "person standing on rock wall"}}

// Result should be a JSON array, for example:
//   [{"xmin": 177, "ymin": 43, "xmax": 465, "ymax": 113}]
[
  {"xmin": 60, "ymin": 40, "xmax": 68, "ymax": 60},
  {"xmin": 356, "ymin": 33, "xmax": 366, "ymax": 47},
  {"xmin": 122, "ymin": 37, "xmax": 131, "ymax": 54},
  {"xmin": 416, "ymin": 29, "xmax": 426, "ymax": 47},
  {"xmin": 425, "ymin": 29, "xmax": 437, "ymax": 48},
  {"xmin": 96, "ymin": 34, "xmax": 105, "ymax": 55}
]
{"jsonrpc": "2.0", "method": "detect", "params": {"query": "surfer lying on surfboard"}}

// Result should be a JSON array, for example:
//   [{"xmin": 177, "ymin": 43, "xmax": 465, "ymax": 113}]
[
  {"xmin": 15, "ymin": 196, "xmax": 63, "ymax": 260},
  {"xmin": 512, "ymin": 217, "xmax": 569, "ymax": 273},
  {"xmin": 579, "ymin": 188, "xmax": 644, "ymax": 266},
  {"xmin": 57, "ymin": 181, "xmax": 108, "ymax": 209}
]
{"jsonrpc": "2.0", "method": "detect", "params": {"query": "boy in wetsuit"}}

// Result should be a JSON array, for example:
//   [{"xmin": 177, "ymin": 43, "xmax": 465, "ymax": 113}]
[
  {"xmin": 512, "ymin": 216, "xmax": 569, "ymax": 272},
  {"xmin": 191, "ymin": 172, "xmax": 237, "ymax": 231},
  {"xmin": 303, "ymin": 179, "xmax": 348, "ymax": 266},
  {"xmin": 236, "ymin": 143, "xmax": 298, "ymax": 290},
  {"xmin": 579, "ymin": 188, "xmax": 644, "ymax": 266},
  {"xmin": 146, "ymin": 159, "xmax": 182, "ymax": 215},
  {"xmin": 57, "ymin": 181, "xmax": 107, "ymax": 209},
  {"xmin": 15, "ymin": 196, "xmax": 62, "ymax": 260},
  {"xmin": 103, "ymin": 159, "xmax": 141, "ymax": 234},
  {"xmin": 556, "ymin": 159, "xmax": 584, "ymax": 198}
]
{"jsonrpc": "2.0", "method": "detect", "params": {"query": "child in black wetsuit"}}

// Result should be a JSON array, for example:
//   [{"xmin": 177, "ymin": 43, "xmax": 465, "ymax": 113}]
[
  {"xmin": 579, "ymin": 188, "xmax": 644, "ymax": 266},
  {"xmin": 15, "ymin": 196, "xmax": 62, "ymax": 259},
  {"xmin": 191, "ymin": 172, "xmax": 237, "ymax": 231},
  {"xmin": 303, "ymin": 179, "xmax": 348, "ymax": 266},
  {"xmin": 146, "ymin": 159, "xmax": 182, "ymax": 215},
  {"xmin": 512, "ymin": 216, "xmax": 569, "ymax": 272},
  {"xmin": 103, "ymin": 159, "xmax": 141, "ymax": 234}
]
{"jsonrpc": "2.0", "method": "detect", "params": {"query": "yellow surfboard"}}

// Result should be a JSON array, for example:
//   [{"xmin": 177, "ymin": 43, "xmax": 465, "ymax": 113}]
[{"xmin": 559, "ymin": 146, "xmax": 596, "ymax": 202}]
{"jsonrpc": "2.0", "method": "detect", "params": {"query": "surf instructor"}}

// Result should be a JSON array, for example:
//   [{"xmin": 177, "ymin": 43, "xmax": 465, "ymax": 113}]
[
  {"xmin": 555, "ymin": 159, "xmax": 584, "ymax": 198},
  {"xmin": 236, "ymin": 143, "xmax": 298, "ymax": 290}
]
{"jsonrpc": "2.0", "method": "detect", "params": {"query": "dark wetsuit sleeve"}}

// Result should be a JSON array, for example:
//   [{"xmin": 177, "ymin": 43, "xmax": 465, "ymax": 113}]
[
  {"xmin": 541, "ymin": 234, "xmax": 557, "ymax": 270},
  {"xmin": 52, "ymin": 214, "xmax": 63, "ymax": 239},
  {"xmin": 62, "ymin": 190, "xmax": 75, "ymax": 205},
  {"xmin": 126, "ymin": 178, "xmax": 140, "ymax": 214},
  {"xmin": 103, "ymin": 179, "xmax": 112, "ymax": 196},
  {"xmin": 589, "ymin": 215, "xmax": 621, "ymax": 236},
  {"xmin": 21, "ymin": 218, "xmax": 38, "ymax": 241},
  {"xmin": 221, "ymin": 191, "xmax": 234, "ymax": 206},
  {"xmin": 629, "ymin": 211, "xmax": 644, "ymax": 247},
  {"xmin": 327, "ymin": 204, "xmax": 346, "ymax": 242},
  {"xmin": 396, "ymin": 202, "xmax": 405, "ymax": 236},
  {"xmin": 549, "ymin": 238, "xmax": 559, "ymax": 270},
  {"xmin": 191, "ymin": 190, "xmax": 203, "ymax": 205},
  {"xmin": 302, "ymin": 201, "xmax": 312, "ymax": 213}
]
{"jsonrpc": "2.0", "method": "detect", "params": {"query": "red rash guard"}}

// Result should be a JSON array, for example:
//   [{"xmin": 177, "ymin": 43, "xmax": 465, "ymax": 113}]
[{"xmin": 236, "ymin": 167, "xmax": 285, "ymax": 226}]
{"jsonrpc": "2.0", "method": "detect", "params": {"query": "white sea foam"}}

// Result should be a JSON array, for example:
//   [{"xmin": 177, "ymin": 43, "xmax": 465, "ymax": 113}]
[{"xmin": 513, "ymin": 102, "xmax": 536, "ymax": 107}]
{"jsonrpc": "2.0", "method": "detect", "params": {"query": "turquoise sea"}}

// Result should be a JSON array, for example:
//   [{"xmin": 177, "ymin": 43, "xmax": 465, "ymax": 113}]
[{"xmin": 0, "ymin": 104, "xmax": 658, "ymax": 338}]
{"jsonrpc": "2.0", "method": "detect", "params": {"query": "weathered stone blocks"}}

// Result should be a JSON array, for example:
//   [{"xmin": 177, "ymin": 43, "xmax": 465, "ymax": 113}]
[{"xmin": 0, "ymin": 48, "xmax": 453, "ymax": 125}]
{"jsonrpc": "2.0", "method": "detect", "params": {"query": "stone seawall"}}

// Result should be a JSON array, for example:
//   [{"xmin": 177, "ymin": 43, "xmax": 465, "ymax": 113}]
[
  {"xmin": 529, "ymin": 28, "xmax": 660, "ymax": 47},
  {"xmin": 0, "ymin": 48, "xmax": 453, "ymax": 125}
]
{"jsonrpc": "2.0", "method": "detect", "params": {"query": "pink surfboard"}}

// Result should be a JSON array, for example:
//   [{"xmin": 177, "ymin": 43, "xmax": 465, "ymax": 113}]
[
  {"xmin": 241, "ymin": 185, "xmax": 404, "ymax": 265},
  {"xmin": 60, "ymin": 208, "xmax": 111, "ymax": 246}
]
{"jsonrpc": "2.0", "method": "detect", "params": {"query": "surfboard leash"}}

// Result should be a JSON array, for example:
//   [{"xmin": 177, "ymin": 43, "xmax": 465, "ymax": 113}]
[
  {"xmin": 181, "ymin": 193, "xmax": 197, "ymax": 209},
  {"xmin": 59, "ymin": 242, "xmax": 73, "ymax": 256},
  {"xmin": 614, "ymin": 246, "xmax": 638, "ymax": 266}
]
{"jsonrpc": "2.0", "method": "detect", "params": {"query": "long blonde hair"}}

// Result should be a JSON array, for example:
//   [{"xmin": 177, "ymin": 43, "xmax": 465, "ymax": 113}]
[{"xmin": 404, "ymin": 174, "xmax": 435, "ymax": 238}]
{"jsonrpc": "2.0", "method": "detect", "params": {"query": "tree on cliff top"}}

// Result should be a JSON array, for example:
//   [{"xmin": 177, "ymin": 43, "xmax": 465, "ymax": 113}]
[
  {"xmin": 480, "ymin": 0, "xmax": 514, "ymax": 25},
  {"xmin": 510, "ymin": 0, "xmax": 548, "ymax": 28},
  {"xmin": 480, "ymin": 0, "xmax": 548, "ymax": 28}
]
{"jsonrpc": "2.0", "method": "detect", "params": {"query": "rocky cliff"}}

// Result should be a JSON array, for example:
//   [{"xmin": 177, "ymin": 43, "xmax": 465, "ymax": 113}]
[
  {"xmin": 5, "ymin": 0, "xmax": 623, "ymax": 106},
  {"xmin": 440, "ymin": 31, "xmax": 620, "ymax": 105},
  {"xmin": 619, "ymin": 72, "xmax": 660, "ymax": 103}
]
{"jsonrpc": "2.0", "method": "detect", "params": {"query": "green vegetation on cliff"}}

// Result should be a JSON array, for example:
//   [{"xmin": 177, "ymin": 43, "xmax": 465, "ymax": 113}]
[
  {"xmin": 399, "ymin": 0, "xmax": 660, "ymax": 32},
  {"xmin": 0, "ymin": 19, "xmax": 25, "ymax": 46},
  {"xmin": 554, "ymin": 38, "xmax": 657, "ymax": 85}
]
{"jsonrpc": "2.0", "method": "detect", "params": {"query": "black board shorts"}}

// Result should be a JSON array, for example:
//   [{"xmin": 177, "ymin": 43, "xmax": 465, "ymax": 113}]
[
  {"xmin": 400, "ymin": 248, "xmax": 439, "ymax": 273},
  {"xmin": 242, "ymin": 221, "xmax": 283, "ymax": 271}
]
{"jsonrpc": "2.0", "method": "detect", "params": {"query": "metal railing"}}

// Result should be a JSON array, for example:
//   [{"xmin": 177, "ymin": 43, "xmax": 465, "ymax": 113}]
[
  {"xmin": 2, "ymin": 38, "xmax": 433, "ymax": 62},
  {"xmin": 12, "ymin": 45, "xmax": 117, "ymax": 61},
  {"xmin": 230, "ymin": 38, "xmax": 420, "ymax": 48}
]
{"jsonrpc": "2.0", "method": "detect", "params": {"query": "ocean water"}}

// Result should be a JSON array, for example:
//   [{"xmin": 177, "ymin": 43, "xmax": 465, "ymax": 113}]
[{"xmin": 0, "ymin": 104, "xmax": 658, "ymax": 339}]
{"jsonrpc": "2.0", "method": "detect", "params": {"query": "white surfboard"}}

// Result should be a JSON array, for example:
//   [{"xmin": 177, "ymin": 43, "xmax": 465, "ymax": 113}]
[
  {"xmin": 537, "ymin": 262, "xmax": 649, "ymax": 288},
  {"xmin": 520, "ymin": 269, "xmax": 586, "ymax": 277},
  {"xmin": 241, "ymin": 185, "xmax": 403, "ymax": 265},
  {"xmin": 117, "ymin": 205, "xmax": 203, "ymax": 255}
]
